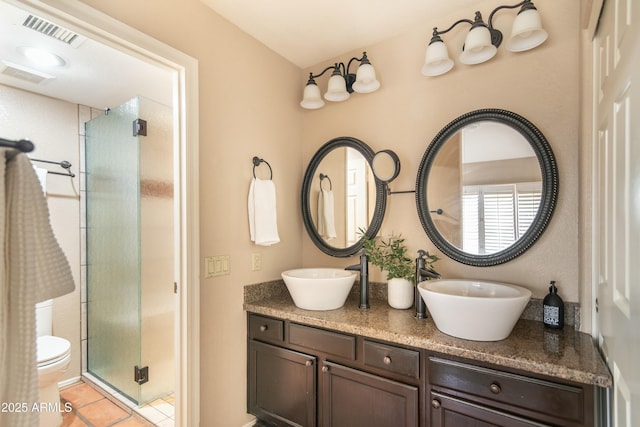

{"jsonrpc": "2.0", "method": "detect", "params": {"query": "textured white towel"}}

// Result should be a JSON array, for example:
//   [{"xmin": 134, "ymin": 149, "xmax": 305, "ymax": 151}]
[
  {"xmin": 317, "ymin": 189, "xmax": 336, "ymax": 240},
  {"xmin": 248, "ymin": 178, "xmax": 280, "ymax": 246},
  {"xmin": 33, "ymin": 165, "xmax": 47, "ymax": 194},
  {"xmin": 0, "ymin": 150, "xmax": 75, "ymax": 427}
]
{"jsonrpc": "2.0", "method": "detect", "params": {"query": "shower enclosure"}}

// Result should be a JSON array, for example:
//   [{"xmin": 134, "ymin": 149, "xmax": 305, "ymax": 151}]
[{"xmin": 85, "ymin": 96, "xmax": 174, "ymax": 404}]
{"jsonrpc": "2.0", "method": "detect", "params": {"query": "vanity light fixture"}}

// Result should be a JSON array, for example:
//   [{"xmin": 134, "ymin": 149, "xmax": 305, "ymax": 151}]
[
  {"xmin": 300, "ymin": 51, "xmax": 380, "ymax": 109},
  {"xmin": 421, "ymin": 0, "xmax": 548, "ymax": 77}
]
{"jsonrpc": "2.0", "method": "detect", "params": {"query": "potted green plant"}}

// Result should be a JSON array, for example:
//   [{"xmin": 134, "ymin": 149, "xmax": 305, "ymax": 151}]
[{"xmin": 362, "ymin": 233, "xmax": 439, "ymax": 309}]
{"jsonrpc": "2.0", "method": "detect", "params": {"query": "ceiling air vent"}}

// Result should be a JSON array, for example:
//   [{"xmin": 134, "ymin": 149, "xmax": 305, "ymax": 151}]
[
  {"xmin": 1, "ymin": 61, "xmax": 55, "ymax": 84},
  {"xmin": 22, "ymin": 14, "xmax": 85, "ymax": 47}
]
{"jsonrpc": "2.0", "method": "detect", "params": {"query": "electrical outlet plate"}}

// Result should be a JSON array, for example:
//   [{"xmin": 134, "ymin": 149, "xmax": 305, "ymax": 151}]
[
  {"xmin": 205, "ymin": 255, "xmax": 230, "ymax": 278},
  {"xmin": 251, "ymin": 253, "xmax": 262, "ymax": 271}
]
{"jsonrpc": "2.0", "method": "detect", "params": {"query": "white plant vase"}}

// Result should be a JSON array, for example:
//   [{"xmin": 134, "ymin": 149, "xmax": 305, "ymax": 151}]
[{"xmin": 387, "ymin": 278, "xmax": 414, "ymax": 309}]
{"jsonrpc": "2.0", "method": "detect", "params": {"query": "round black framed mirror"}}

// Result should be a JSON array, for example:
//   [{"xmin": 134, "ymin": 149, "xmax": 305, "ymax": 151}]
[
  {"xmin": 302, "ymin": 136, "xmax": 387, "ymax": 257},
  {"xmin": 416, "ymin": 109, "xmax": 559, "ymax": 266}
]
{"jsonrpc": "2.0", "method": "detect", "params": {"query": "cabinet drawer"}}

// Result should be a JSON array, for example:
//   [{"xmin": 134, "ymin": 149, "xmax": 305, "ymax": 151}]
[
  {"xmin": 248, "ymin": 314, "xmax": 284, "ymax": 344},
  {"xmin": 429, "ymin": 357, "xmax": 585, "ymax": 424},
  {"xmin": 289, "ymin": 323, "xmax": 356, "ymax": 360},
  {"xmin": 364, "ymin": 340, "xmax": 420, "ymax": 379}
]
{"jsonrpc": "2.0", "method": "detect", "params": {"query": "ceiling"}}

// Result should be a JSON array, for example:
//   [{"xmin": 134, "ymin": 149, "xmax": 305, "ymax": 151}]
[
  {"xmin": 0, "ymin": 0, "xmax": 172, "ymax": 109},
  {"xmin": 0, "ymin": 0, "xmax": 477, "ymax": 109},
  {"xmin": 201, "ymin": 0, "xmax": 480, "ymax": 69}
]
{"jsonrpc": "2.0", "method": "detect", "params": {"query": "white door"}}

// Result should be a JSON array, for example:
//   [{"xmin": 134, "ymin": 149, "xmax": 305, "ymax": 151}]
[
  {"xmin": 593, "ymin": 0, "xmax": 640, "ymax": 425},
  {"xmin": 346, "ymin": 149, "xmax": 368, "ymax": 245}
]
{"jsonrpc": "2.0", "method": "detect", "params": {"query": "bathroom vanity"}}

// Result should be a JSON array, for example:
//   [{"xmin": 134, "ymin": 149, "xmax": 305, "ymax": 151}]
[{"xmin": 245, "ymin": 281, "xmax": 610, "ymax": 427}]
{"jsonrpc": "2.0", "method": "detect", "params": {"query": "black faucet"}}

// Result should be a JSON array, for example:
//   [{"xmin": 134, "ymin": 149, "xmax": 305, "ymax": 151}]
[
  {"xmin": 415, "ymin": 249, "xmax": 441, "ymax": 319},
  {"xmin": 346, "ymin": 250, "xmax": 369, "ymax": 309}
]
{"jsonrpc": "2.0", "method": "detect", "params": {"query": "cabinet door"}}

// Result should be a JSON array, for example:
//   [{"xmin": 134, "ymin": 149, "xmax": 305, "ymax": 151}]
[
  {"xmin": 321, "ymin": 361, "xmax": 418, "ymax": 427},
  {"xmin": 248, "ymin": 340, "xmax": 317, "ymax": 427},
  {"xmin": 429, "ymin": 391, "xmax": 548, "ymax": 427}
]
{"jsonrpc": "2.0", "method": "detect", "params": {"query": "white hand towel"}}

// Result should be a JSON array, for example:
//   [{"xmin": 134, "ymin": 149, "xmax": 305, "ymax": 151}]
[
  {"xmin": 33, "ymin": 165, "xmax": 47, "ymax": 194},
  {"xmin": 317, "ymin": 190, "xmax": 326, "ymax": 237},
  {"xmin": 318, "ymin": 189, "xmax": 336, "ymax": 240},
  {"xmin": 248, "ymin": 178, "xmax": 280, "ymax": 246},
  {"xmin": 0, "ymin": 151, "xmax": 75, "ymax": 427}
]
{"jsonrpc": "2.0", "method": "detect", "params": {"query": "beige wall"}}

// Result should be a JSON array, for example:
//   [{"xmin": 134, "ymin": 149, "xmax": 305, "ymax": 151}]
[
  {"xmin": 0, "ymin": 84, "xmax": 82, "ymax": 383},
  {"xmin": 301, "ymin": 1, "xmax": 583, "ymax": 309},
  {"xmin": 76, "ymin": 0, "xmax": 304, "ymax": 425}
]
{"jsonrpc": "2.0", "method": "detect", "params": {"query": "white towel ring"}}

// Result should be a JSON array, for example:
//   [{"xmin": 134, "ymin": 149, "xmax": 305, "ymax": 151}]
[
  {"xmin": 252, "ymin": 156, "xmax": 273, "ymax": 180},
  {"xmin": 319, "ymin": 173, "xmax": 332, "ymax": 190}
]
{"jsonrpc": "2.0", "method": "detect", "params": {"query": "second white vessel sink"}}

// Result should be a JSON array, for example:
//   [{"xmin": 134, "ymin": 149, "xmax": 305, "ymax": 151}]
[{"xmin": 417, "ymin": 279, "xmax": 531, "ymax": 341}]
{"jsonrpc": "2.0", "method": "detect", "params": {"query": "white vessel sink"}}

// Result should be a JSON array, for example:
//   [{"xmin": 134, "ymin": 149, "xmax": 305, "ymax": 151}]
[
  {"xmin": 281, "ymin": 268, "xmax": 357, "ymax": 311},
  {"xmin": 417, "ymin": 279, "xmax": 531, "ymax": 341}
]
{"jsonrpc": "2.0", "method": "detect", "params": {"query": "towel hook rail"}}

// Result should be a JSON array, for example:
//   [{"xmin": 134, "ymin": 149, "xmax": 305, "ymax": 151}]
[
  {"xmin": 319, "ymin": 173, "xmax": 332, "ymax": 191},
  {"xmin": 31, "ymin": 158, "xmax": 76, "ymax": 177},
  {"xmin": 252, "ymin": 156, "xmax": 273, "ymax": 180}
]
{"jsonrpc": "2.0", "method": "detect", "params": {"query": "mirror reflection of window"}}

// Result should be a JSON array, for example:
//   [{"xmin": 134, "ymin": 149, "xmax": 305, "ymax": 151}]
[
  {"xmin": 462, "ymin": 182, "xmax": 542, "ymax": 254},
  {"xmin": 459, "ymin": 122, "xmax": 542, "ymax": 255}
]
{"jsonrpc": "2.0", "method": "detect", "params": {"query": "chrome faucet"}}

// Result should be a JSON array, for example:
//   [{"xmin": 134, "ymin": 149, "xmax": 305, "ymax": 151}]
[
  {"xmin": 346, "ymin": 250, "xmax": 369, "ymax": 309},
  {"xmin": 415, "ymin": 250, "xmax": 441, "ymax": 319}
]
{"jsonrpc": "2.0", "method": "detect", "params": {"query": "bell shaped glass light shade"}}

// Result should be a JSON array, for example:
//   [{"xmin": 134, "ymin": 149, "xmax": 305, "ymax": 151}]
[
  {"xmin": 459, "ymin": 25, "xmax": 497, "ymax": 65},
  {"xmin": 300, "ymin": 81, "xmax": 325, "ymax": 109},
  {"xmin": 505, "ymin": 8, "xmax": 548, "ymax": 52},
  {"xmin": 324, "ymin": 72, "xmax": 350, "ymax": 102},
  {"xmin": 422, "ymin": 40, "xmax": 454, "ymax": 76},
  {"xmin": 352, "ymin": 62, "xmax": 380, "ymax": 93}
]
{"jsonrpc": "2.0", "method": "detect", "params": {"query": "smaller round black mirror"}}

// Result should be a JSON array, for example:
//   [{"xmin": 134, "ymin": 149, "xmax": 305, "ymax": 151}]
[{"xmin": 372, "ymin": 150, "xmax": 400, "ymax": 183}]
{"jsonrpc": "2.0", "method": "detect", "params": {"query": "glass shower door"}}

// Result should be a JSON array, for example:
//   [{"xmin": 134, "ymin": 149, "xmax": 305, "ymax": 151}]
[
  {"xmin": 86, "ymin": 98, "xmax": 142, "ymax": 402},
  {"xmin": 85, "ymin": 96, "xmax": 174, "ymax": 404}
]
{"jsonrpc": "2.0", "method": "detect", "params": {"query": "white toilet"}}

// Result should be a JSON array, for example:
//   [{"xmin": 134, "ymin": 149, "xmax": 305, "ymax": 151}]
[{"xmin": 36, "ymin": 299, "xmax": 71, "ymax": 427}]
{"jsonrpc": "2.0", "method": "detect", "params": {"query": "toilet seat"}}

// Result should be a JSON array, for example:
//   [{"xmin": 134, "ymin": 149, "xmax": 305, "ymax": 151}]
[{"xmin": 37, "ymin": 336, "xmax": 71, "ymax": 367}]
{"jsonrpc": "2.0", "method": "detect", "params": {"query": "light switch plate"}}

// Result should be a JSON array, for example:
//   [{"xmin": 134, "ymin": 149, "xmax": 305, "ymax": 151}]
[{"xmin": 205, "ymin": 255, "xmax": 230, "ymax": 278}]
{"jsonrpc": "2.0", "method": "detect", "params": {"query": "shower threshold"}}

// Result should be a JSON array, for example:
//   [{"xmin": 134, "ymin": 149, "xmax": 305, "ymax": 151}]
[{"xmin": 82, "ymin": 372, "xmax": 175, "ymax": 426}]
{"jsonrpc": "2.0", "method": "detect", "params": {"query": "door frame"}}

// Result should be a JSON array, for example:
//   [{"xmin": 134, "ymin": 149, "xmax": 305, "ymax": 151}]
[{"xmin": 7, "ymin": 0, "xmax": 201, "ymax": 425}]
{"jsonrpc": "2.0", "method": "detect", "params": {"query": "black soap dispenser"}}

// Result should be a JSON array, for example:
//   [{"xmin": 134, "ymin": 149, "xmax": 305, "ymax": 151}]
[{"xmin": 543, "ymin": 281, "xmax": 564, "ymax": 329}]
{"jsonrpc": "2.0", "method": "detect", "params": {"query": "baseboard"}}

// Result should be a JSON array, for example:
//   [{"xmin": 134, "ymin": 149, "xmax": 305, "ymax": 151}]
[{"xmin": 58, "ymin": 376, "xmax": 82, "ymax": 388}]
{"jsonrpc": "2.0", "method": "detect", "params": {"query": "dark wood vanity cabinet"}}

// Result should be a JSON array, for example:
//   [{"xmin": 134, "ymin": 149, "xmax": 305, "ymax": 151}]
[
  {"xmin": 248, "ymin": 313, "xmax": 422, "ymax": 427},
  {"xmin": 248, "ymin": 313, "xmax": 597, "ymax": 427},
  {"xmin": 426, "ymin": 356, "xmax": 595, "ymax": 427}
]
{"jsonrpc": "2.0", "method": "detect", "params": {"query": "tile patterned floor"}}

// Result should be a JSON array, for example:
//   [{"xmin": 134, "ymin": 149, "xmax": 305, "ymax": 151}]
[{"xmin": 60, "ymin": 382, "xmax": 175, "ymax": 427}]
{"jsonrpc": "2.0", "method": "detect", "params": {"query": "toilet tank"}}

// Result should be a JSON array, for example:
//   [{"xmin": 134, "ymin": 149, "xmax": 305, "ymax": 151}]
[{"xmin": 35, "ymin": 299, "xmax": 53, "ymax": 337}]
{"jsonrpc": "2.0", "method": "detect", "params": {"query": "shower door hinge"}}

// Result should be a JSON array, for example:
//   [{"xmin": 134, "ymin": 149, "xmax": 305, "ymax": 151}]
[
  {"xmin": 133, "ymin": 118, "xmax": 147, "ymax": 136},
  {"xmin": 134, "ymin": 365, "xmax": 149, "ymax": 385}
]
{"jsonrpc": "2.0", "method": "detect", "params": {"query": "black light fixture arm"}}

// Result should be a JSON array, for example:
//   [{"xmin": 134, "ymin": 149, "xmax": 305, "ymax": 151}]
[
  {"xmin": 432, "ymin": 17, "xmax": 474, "ymax": 38},
  {"xmin": 307, "ymin": 64, "xmax": 340, "ymax": 83},
  {"xmin": 487, "ymin": 0, "xmax": 535, "ymax": 47},
  {"xmin": 346, "ymin": 51, "xmax": 370, "ymax": 75}
]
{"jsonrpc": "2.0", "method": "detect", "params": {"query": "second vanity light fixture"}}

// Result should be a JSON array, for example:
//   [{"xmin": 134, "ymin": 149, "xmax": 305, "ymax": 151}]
[
  {"xmin": 300, "ymin": 51, "xmax": 380, "ymax": 109},
  {"xmin": 422, "ymin": 0, "xmax": 548, "ymax": 77}
]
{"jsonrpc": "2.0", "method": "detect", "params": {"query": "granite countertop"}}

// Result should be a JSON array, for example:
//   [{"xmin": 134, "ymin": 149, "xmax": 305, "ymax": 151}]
[{"xmin": 244, "ymin": 281, "xmax": 612, "ymax": 388}]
